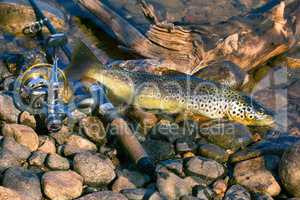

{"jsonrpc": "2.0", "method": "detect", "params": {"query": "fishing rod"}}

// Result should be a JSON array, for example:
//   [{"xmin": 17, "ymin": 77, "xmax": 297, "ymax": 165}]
[{"xmin": 24, "ymin": 0, "xmax": 72, "ymax": 61}]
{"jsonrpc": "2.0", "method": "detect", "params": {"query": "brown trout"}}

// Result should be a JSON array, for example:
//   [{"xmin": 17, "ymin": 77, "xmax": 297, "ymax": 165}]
[{"xmin": 65, "ymin": 41, "xmax": 275, "ymax": 127}]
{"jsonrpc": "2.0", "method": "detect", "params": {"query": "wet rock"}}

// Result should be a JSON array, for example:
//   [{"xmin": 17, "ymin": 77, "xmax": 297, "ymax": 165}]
[
  {"xmin": 180, "ymin": 196, "xmax": 201, "ymax": 200},
  {"xmin": 79, "ymin": 116, "xmax": 107, "ymax": 144},
  {"xmin": 148, "ymin": 192, "xmax": 167, "ymax": 200},
  {"xmin": 230, "ymin": 136, "xmax": 300, "ymax": 163},
  {"xmin": 142, "ymin": 139, "xmax": 175, "ymax": 161},
  {"xmin": 253, "ymin": 192, "xmax": 274, "ymax": 200},
  {"xmin": 73, "ymin": 152, "xmax": 116, "ymax": 186},
  {"xmin": 175, "ymin": 137, "xmax": 197, "ymax": 154},
  {"xmin": 185, "ymin": 156, "xmax": 225, "ymax": 181},
  {"xmin": 19, "ymin": 111, "xmax": 36, "ymax": 129},
  {"xmin": 46, "ymin": 154, "xmax": 70, "ymax": 170},
  {"xmin": 279, "ymin": 141, "xmax": 300, "ymax": 197},
  {"xmin": 234, "ymin": 156, "xmax": 281, "ymax": 196},
  {"xmin": 0, "ymin": 186, "xmax": 21, "ymax": 200},
  {"xmin": 38, "ymin": 136, "xmax": 56, "ymax": 154},
  {"xmin": 2, "ymin": 167, "xmax": 42, "ymax": 200},
  {"xmin": 159, "ymin": 159, "xmax": 184, "ymax": 176},
  {"xmin": 198, "ymin": 143, "xmax": 229, "ymax": 163},
  {"xmin": 157, "ymin": 167, "xmax": 197, "ymax": 199},
  {"xmin": 212, "ymin": 179, "xmax": 228, "ymax": 198},
  {"xmin": 2, "ymin": 124, "xmax": 39, "ymax": 151},
  {"xmin": 64, "ymin": 135, "xmax": 97, "ymax": 156},
  {"xmin": 28, "ymin": 151, "xmax": 47, "ymax": 167},
  {"xmin": 112, "ymin": 176, "xmax": 136, "ymax": 192},
  {"xmin": 42, "ymin": 170, "xmax": 83, "ymax": 200},
  {"xmin": 195, "ymin": 61, "xmax": 246, "ymax": 89},
  {"xmin": 0, "ymin": 137, "xmax": 31, "ymax": 172},
  {"xmin": 50, "ymin": 125, "xmax": 71, "ymax": 145},
  {"xmin": 121, "ymin": 188, "xmax": 149, "ymax": 200},
  {"xmin": 200, "ymin": 122, "xmax": 253, "ymax": 152},
  {"xmin": 112, "ymin": 169, "xmax": 150, "ymax": 192},
  {"xmin": 76, "ymin": 191, "xmax": 127, "ymax": 200},
  {"xmin": 150, "ymin": 121, "xmax": 185, "ymax": 143},
  {"xmin": 224, "ymin": 185, "xmax": 251, "ymax": 200},
  {"xmin": 192, "ymin": 186, "xmax": 214, "ymax": 200},
  {"xmin": 0, "ymin": 94, "xmax": 20, "ymax": 123}
]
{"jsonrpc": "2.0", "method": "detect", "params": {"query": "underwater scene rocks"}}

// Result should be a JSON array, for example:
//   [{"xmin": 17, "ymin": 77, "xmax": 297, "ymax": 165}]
[{"xmin": 0, "ymin": 0, "xmax": 300, "ymax": 200}]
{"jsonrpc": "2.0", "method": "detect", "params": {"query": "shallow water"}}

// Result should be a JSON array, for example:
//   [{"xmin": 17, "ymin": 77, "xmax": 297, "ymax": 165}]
[{"xmin": 0, "ymin": 0, "xmax": 299, "ymax": 135}]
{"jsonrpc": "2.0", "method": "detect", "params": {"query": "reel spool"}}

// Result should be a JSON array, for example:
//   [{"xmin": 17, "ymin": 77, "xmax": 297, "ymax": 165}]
[{"xmin": 13, "ymin": 63, "xmax": 69, "ymax": 115}]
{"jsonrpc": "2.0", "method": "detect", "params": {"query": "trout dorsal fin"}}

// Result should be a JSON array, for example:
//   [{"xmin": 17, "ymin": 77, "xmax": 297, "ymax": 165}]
[{"xmin": 64, "ymin": 40, "xmax": 105, "ymax": 81}]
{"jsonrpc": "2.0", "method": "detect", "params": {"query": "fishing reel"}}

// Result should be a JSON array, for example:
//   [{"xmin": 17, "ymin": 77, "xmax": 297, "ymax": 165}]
[{"xmin": 13, "ymin": 62, "xmax": 70, "ymax": 132}]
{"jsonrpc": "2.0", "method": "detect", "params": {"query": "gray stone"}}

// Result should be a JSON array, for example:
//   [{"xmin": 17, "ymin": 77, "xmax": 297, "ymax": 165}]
[
  {"xmin": 76, "ymin": 191, "xmax": 127, "ymax": 200},
  {"xmin": 73, "ymin": 152, "xmax": 116, "ymax": 186},
  {"xmin": 142, "ymin": 139, "xmax": 175, "ymax": 161},
  {"xmin": 28, "ymin": 151, "xmax": 47, "ymax": 167},
  {"xmin": 253, "ymin": 192, "xmax": 274, "ymax": 200},
  {"xmin": 200, "ymin": 121, "xmax": 253, "ymax": 152},
  {"xmin": 42, "ymin": 170, "xmax": 83, "ymax": 200},
  {"xmin": 2, "ymin": 124, "xmax": 39, "ymax": 151},
  {"xmin": 224, "ymin": 185, "xmax": 251, "ymax": 200},
  {"xmin": 185, "ymin": 156, "xmax": 225, "ymax": 181},
  {"xmin": 148, "ymin": 192, "xmax": 167, "ymax": 200},
  {"xmin": 80, "ymin": 116, "xmax": 107, "ymax": 144},
  {"xmin": 121, "ymin": 188, "xmax": 148, "ymax": 200},
  {"xmin": 180, "ymin": 196, "xmax": 201, "ymax": 200},
  {"xmin": 50, "ymin": 125, "xmax": 71, "ymax": 145},
  {"xmin": 175, "ymin": 137, "xmax": 197, "ymax": 154},
  {"xmin": 2, "ymin": 167, "xmax": 42, "ymax": 200},
  {"xmin": 159, "ymin": 159, "xmax": 184, "ymax": 176},
  {"xmin": 234, "ymin": 156, "xmax": 281, "ymax": 196},
  {"xmin": 46, "ymin": 154, "xmax": 70, "ymax": 170},
  {"xmin": 64, "ymin": 135, "xmax": 97, "ymax": 156},
  {"xmin": 279, "ymin": 141, "xmax": 300, "ymax": 197},
  {"xmin": 192, "ymin": 186, "xmax": 214, "ymax": 200},
  {"xmin": 0, "ymin": 94, "xmax": 20, "ymax": 123},
  {"xmin": 198, "ymin": 143, "xmax": 229, "ymax": 163},
  {"xmin": 157, "ymin": 167, "xmax": 198, "ymax": 200},
  {"xmin": 0, "ymin": 137, "xmax": 31, "ymax": 172}
]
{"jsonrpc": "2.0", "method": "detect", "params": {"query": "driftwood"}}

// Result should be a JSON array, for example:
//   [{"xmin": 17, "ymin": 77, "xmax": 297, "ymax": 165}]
[{"xmin": 77, "ymin": 0, "xmax": 300, "ymax": 74}]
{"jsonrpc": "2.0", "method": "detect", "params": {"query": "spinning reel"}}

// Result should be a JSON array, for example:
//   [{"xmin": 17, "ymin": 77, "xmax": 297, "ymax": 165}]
[{"xmin": 13, "ymin": 34, "xmax": 71, "ymax": 132}]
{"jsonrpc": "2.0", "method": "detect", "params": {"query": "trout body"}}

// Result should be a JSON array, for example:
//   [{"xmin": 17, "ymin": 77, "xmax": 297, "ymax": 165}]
[{"xmin": 83, "ymin": 67, "xmax": 274, "ymax": 126}]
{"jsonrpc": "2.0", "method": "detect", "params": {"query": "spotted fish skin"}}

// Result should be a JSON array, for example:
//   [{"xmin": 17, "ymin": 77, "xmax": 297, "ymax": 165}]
[{"xmin": 84, "ymin": 68, "xmax": 274, "ymax": 127}]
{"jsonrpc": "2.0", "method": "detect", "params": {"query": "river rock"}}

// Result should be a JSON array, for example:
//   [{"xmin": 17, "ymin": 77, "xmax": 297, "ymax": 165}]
[
  {"xmin": 42, "ymin": 170, "xmax": 83, "ymax": 200},
  {"xmin": 121, "ymin": 188, "xmax": 149, "ymax": 200},
  {"xmin": 50, "ymin": 125, "xmax": 71, "ymax": 145},
  {"xmin": 194, "ymin": 60, "xmax": 246, "ymax": 89},
  {"xmin": 198, "ymin": 143, "xmax": 229, "ymax": 163},
  {"xmin": 2, "ymin": 167, "xmax": 42, "ymax": 200},
  {"xmin": 185, "ymin": 156, "xmax": 225, "ymax": 181},
  {"xmin": 80, "ymin": 116, "xmax": 107, "ymax": 144},
  {"xmin": 157, "ymin": 167, "xmax": 198, "ymax": 199},
  {"xmin": 38, "ymin": 136, "xmax": 56, "ymax": 154},
  {"xmin": 46, "ymin": 153, "xmax": 70, "ymax": 170},
  {"xmin": 148, "ymin": 192, "xmax": 167, "ymax": 200},
  {"xmin": 76, "ymin": 191, "xmax": 127, "ymax": 200},
  {"xmin": 28, "ymin": 151, "xmax": 47, "ymax": 167},
  {"xmin": 224, "ymin": 185, "xmax": 251, "ymax": 200},
  {"xmin": 175, "ymin": 137, "xmax": 197, "ymax": 154},
  {"xmin": 0, "ymin": 94, "xmax": 20, "ymax": 123},
  {"xmin": 73, "ymin": 152, "xmax": 116, "ymax": 186},
  {"xmin": 279, "ymin": 141, "xmax": 300, "ymax": 197},
  {"xmin": 253, "ymin": 192, "xmax": 274, "ymax": 200},
  {"xmin": 2, "ymin": 123, "xmax": 39, "ymax": 151},
  {"xmin": 234, "ymin": 156, "xmax": 281, "ymax": 196},
  {"xmin": 212, "ymin": 179, "xmax": 228, "ymax": 197},
  {"xmin": 112, "ymin": 176, "xmax": 137, "ymax": 192},
  {"xmin": 142, "ymin": 139, "xmax": 175, "ymax": 161},
  {"xmin": 158, "ymin": 159, "xmax": 184, "ymax": 176},
  {"xmin": 200, "ymin": 121, "xmax": 253, "ymax": 152},
  {"xmin": 150, "ymin": 121, "xmax": 185, "ymax": 143},
  {"xmin": 0, "ymin": 186, "xmax": 21, "ymax": 200},
  {"xmin": 0, "ymin": 137, "xmax": 31, "ymax": 172},
  {"xmin": 192, "ymin": 185, "xmax": 214, "ymax": 200},
  {"xmin": 64, "ymin": 135, "xmax": 97, "ymax": 156},
  {"xmin": 19, "ymin": 111, "xmax": 36, "ymax": 129}
]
